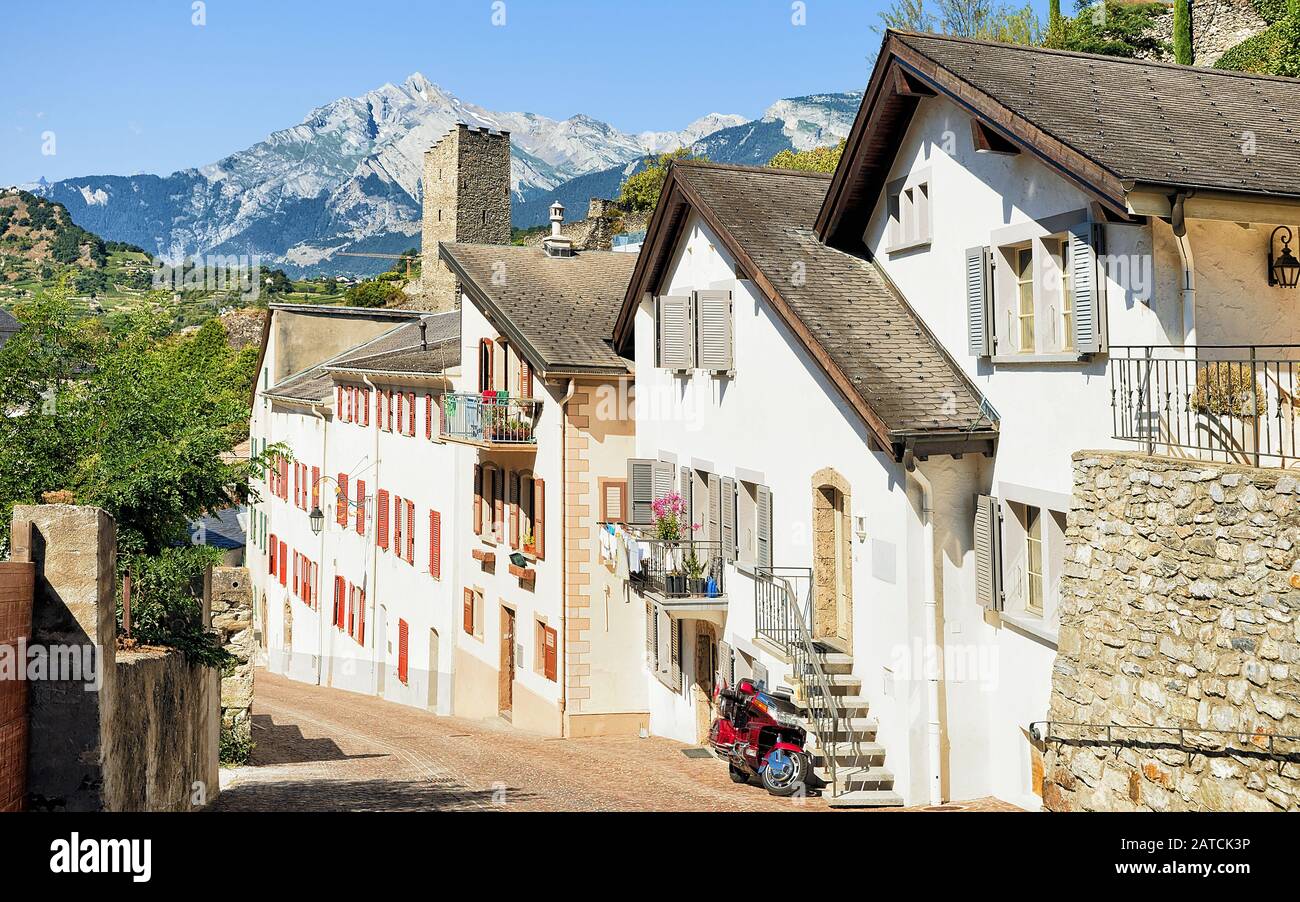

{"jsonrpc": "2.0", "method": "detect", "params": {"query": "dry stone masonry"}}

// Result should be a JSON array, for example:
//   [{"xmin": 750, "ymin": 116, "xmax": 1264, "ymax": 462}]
[
  {"xmin": 207, "ymin": 567, "xmax": 254, "ymax": 759},
  {"xmin": 1044, "ymin": 452, "xmax": 1300, "ymax": 811}
]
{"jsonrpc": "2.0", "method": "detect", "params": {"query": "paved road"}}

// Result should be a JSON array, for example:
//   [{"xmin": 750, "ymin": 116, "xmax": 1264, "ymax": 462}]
[{"xmin": 211, "ymin": 669, "xmax": 1019, "ymax": 813}]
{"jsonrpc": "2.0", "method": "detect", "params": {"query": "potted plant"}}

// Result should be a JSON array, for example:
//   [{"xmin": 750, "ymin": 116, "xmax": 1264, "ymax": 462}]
[
  {"xmin": 683, "ymin": 548, "xmax": 709, "ymax": 596},
  {"xmin": 522, "ymin": 530, "xmax": 536, "ymax": 556},
  {"xmin": 652, "ymin": 493, "xmax": 687, "ymax": 594}
]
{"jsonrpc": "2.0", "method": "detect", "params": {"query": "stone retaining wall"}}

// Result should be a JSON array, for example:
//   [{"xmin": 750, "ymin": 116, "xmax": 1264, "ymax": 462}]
[{"xmin": 1044, "ymin": 452, "xmax": 1300, "ymax": 811}]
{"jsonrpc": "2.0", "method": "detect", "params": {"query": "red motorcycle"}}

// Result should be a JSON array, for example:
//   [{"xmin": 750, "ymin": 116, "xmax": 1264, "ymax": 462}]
[{"xmin": 708, "ymin": 677, "xmax": 811, "ymax": 796}]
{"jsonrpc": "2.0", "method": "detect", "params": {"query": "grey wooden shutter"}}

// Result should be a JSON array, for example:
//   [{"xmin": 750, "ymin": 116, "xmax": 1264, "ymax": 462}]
[
  {"xmin": 656, "ymin": 295, "xmax": 693, "ymax": 370},
  {"xmin": 694, "ymin": 289, "xmax": 733, "ymax": 372},
  {"xmin": 966, "ymin": 246, "xmax": 993, "ymax": 356},
  {"xmin": 974, "ymin": 494, "xmax": 1004, "ymax": 611},
  {"xmin": 680, "ymin": 466, "xmax": 692, "ymax": 528},
  {"xmin": 670, "ymin": 618, "xmax": 683, "ymax": 692},
  {"xmin": 646, "ymin": 600, "xmax": 656, "ymax": 667},
  {"xmin": 628, "ymin": 459, "xmax": 654, "ymax": 525},
  {"xmin": 717, "ymin": 639, "xmax": 733, "ymax": 687},
  {"xmin": 720, "ymin": 477, "xmax": 737, "ymax": 563},
  {"xmin": 707, "ymin": 474, "xmax": 721, "ymax": 544},
  {"xmin": 1068, "ymin": 221, "xmax": 1105, "ymax": 354},
  {"xmin": 756, "ymin": 484, "xmax": 772, "ymax": 570},
  {"xmin": 652, "ymin": 461, "xmax": 675, "ymax": 504}
]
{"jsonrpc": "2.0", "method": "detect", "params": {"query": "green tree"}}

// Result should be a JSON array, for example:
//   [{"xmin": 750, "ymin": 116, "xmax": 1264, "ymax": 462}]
[
  {"xmin": 876, "ymin": 0, "xmax": 1043, "ymax": 42},
  {"xmin": 618, "ymin": 148, "xmax": 700, "ymax": 213},
  {"xmin": 1173, "ymin": 0, "xmax": 1193, "ymax": 63},
  {"xmin": 345, "ymin": 279, "xmax": 403, "ymax": 308},
  {"xmin": 0, "ymin": 283, "xmax": 261, "ymax": 662},
  {"xmin": 1044, "ymin": 1, "xmax": 1170, "ymax": 58},
  {"xmin": 769, "ymin": 141, "xmax": 847, "ymax": 173}
]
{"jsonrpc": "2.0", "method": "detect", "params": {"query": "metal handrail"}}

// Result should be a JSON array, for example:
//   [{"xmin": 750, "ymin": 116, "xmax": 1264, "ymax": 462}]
[
  {"xmin": 757, "ymin": 567, "xmax": 861, "ymax": 797},
  {"xmin": 440, "ymin": 392, "xmax": 540, "ymax": 445}
]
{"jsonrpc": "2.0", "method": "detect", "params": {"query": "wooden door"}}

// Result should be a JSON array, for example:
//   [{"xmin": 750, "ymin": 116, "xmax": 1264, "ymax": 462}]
[{"xmin": 498, "ymin": 606, "xmax": 515, "ymax": 720}]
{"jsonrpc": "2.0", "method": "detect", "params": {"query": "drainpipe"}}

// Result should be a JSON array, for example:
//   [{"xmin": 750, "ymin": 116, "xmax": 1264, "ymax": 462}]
[
  {"xmin": 1171, "ymin": 191, "xmax": 1196, "ymax": 351},
  {"xmin": 904, "ymin": 446, "xmax": 944, "ymax": 806},
  {"xmin": 310, "ymin": 403, "xmax": 328, "ymax": 686},
  {"xmin": 558, "ymin": 378, "xmax": 577, "ymax": 737},
  {"xmin": 363, "ymin": 375, "xmax": 382, "ymax": 695}
]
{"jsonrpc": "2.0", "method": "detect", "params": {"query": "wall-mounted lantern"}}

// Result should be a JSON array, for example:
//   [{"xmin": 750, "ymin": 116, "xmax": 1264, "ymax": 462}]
[
  {"xmin": 309, "ymin": 506, "xmax": 325, "ymax": 535},
  {"xmin": 1268, "ymin": 226, "xmax": 1300, "ymax": 288},
  {"xmin": 854, "ymin": 515, "xmax": 868, "ymax": 544}
]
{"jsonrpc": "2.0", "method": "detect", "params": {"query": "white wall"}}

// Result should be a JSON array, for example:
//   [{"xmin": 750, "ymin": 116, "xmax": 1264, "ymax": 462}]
[
  {"xmin": 634, "ymin": 212, "xmax": 929, "ymax": 800},
  {"xmin": 247, "ymin": 313, "xmax": 461, "ymax": 716}
]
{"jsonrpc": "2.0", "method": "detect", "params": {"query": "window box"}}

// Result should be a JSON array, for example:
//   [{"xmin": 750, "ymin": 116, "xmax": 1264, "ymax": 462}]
[
  {"xmin": 472, "ymin": 548, "xmax": 495, "ymax": 568},
  {"xmin": 508, "ymin": 562, "xmax": 535, "ymax": 585}
]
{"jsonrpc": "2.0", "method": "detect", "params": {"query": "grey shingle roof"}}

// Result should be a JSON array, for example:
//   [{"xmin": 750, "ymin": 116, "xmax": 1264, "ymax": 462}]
[
  {"xmin": 673, "ymin": 161, "xmax": 992, "ymax": 436},
  {"xmin": 440, "ymin": 243, "xmax": 636, "ymax": 374},
  {"xmin": 327, "ymin": 311, "xmax": 459, "ymax": 375},
  {"xmin": 894, "ymin": 31, "xmax": 1300, "ymax": 199},
  {"xmin": 265, "ymin": 311, "xmax": 458, "ymax": 403}
]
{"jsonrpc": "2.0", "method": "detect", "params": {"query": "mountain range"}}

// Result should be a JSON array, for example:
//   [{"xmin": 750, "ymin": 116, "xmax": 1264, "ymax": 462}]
[{"xmin": 24, "ymin": 74, "xmax": 860, "ymax": 276}]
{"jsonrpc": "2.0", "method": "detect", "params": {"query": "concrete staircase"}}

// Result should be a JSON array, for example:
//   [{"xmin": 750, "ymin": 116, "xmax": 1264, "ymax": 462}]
[{"xmin": 790, "ymin": 649, "xmax": 904, "ymax": 809}]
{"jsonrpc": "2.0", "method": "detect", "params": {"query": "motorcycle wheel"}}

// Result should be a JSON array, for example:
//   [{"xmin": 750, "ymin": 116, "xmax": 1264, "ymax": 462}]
[
  {"xmin": 760, "ymin": 749, "xmax": 808, "ymax": 797},
  {"xmin": 728, "ymin": 764, "xmax": 749, "ymax": 784}
]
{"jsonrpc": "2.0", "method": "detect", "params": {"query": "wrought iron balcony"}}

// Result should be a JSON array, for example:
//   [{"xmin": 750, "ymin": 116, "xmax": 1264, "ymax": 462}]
[
  {"xmin": 625, "ymin": 531, "xmax": 727, "ymax": 604},
  {"xmin": 440, "ymin": 392, "xmax": 540, "ymax": 448},
  {"xmin": 1111, "ymin": 345, "xmax": 1300, "ymax": 469}
]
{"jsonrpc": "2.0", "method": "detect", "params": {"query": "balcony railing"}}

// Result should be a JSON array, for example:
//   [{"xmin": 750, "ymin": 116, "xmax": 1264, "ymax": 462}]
[
  {"xmin": 627, "ymin": 532, "xmax": 726, "ymax": 600},
  {"xmin": 754, "ymin": 566, "xmax": 813, "ymax": 652},
  {"xmin": 440, "ymin": 392, "xmax": 540, "ymax": 446},
  {"xmin": 1111, "ymin": 345, "xmax": 1300, "ymax": 469}
]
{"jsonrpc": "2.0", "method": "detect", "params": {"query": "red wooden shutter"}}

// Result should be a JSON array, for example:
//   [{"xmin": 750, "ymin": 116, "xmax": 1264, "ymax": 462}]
[
  {"xmin": 337, "ymin": 386, "xmax": 343, "ymax": 416},
  {"xmin": 397, "ymin": 618, "xmax": 409, "ymax": 684},
  {"xmin": 425, "ymin": 393, "xmax": 433, "ymax": 439},
  {"xmin": 336, "ymin": 473, "xmax": 348, "ymax": 526},
  {"xmin": 406, "ymin": 500, "xmax": 415, "ymax": 563},
  {"xmin": 463, "ymin": 589, "xmax": 474, "ymax": 635},
  {"xmin": 377, "ymin": 489, "xmax": 390, "ymax": 549},
  {"xmin": 406, "ymin": 392, "xmax": 416, "ymax": 435},
  {"xmin": 356, "ymin": 479, "xmax": 366, "ymax": 535},
  {"xmin": 510, "ymin": 472, "xmax": 520, "ymax": 549},
  {"xmin": 279, "ymin": 541, "xmax": 287, "ymax": 586},
  {"xmin": 396, "ymin": 392, "xmax": 403, "ymax": 433},
  {"xmin": 473, "ymin": 465, "xmax": 483, "ymax": 535},
  {"xmin": 494, "ymin": 471, "xmax": 504, "ymax": 543},
  {"xmin": 429, "ymin": 510, "xmax": 441, "ymax": 579},
  {"xmin": 543, "ymin": 626, "xmax": 557, "ymax": 681},
  {"xmin": 333, "ymin": 576, "xmax": 343, "ymax": 627},
  {"xmin": 357, "ymin": 589, "xmax": 365, "ymax": 644},
  {"xmin": 280, "ymin": 457, "xmax": 289, "ymax": 500},
  {"xmin": 346, "ymin": 583, "xmax": 354, "ymax": 637},
  {"xmin": 311, "ymin": 466, "xmax": 320, "ymax": 509},
  {"xmin": 269, "ymin": 534, "xmax": 277, "ymax": 575},
  {"xmin": 379, "ymin": 390, "xmax": 387, "ymax": 430},
  {"xmin": 534, "ymin": 478, "xmax": 545, "ymax": 560},
  {"xmin": 293, "ymin": 552, "xmax": 299, "ymax": 596},
  {"xmin": 394, "ymin": 494, "xmax": 403, "ymax": 557},
  {"xmin": 520, "ymin": 360, "xmax": 532, "ymax": 399}
]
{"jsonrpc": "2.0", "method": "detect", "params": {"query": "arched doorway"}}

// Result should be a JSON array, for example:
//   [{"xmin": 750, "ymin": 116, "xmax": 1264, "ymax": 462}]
[
  {"xmin": 692, "ymin": 622, "xmax": 717, "ymax": 744},
  {"xmin": 811, "ymin": 468, "xmax": 853, "ymax": 650}
]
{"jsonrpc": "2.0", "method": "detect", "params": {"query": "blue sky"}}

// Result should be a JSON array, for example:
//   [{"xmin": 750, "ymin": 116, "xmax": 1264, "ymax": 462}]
[{"xmin": 2, "ymin": 0, "xmax": 1048, "ymax": 185}]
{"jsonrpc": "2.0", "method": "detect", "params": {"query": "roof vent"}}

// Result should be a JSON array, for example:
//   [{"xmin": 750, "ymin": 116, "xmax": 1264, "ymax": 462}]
[{"xmin": 543, "ymin": 201, "xmax": 574, "ymax": 257}]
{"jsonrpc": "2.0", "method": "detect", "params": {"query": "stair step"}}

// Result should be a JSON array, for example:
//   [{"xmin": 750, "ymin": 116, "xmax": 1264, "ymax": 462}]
[
  {"xmin": 808, "ymin": 719, "xmax": 879, "ymax": 741},
  {"xmin": 797, "ymin": 674, "xmax": 861, "ymax": 697},
  {"xmin": 798, "ymin": 653, "xmax": 853, "ymax": 675},
  {"xmin": 828, "ymin": 789, "xmax": 906, "ymax": 809},
  {"xmin": 834, "ymin": 766, "xmax": 895, "ymax": 791},
  {"xmin": 799, "ymin": 695, "xmax": 871, "ymax": 717},
  {"xmin": 810, "ymin": 744, "xmax": 887, "ymax": 768}
]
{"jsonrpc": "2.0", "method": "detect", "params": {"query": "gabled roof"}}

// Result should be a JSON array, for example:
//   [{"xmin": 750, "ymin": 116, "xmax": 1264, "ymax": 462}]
[
  {"xmin": 819, "ymin": 30, "xmax": 1300, "ymax": 246},
  {"xmin": 615, "ymin": 160, "xmax": 996, "ymax": 458},
  {"xmin": 0, "ymin": 309, "xmax": 19, "ymax": 333},
  {"xmin": 439, "ymin": 242, "xmax": 636, "ymax": 376}
]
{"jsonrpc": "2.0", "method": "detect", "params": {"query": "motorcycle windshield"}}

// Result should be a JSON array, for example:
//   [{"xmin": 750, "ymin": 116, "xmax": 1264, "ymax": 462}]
[{"xmin": 756, "ymin": 692, "xmax": 800, "ymax": 719}]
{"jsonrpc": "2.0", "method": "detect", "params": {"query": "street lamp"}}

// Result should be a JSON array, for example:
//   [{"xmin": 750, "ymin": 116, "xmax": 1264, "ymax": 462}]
[
  {"xmin": 309, "ymin": 505, "xmax": 325, "ymax": 535},
  {"xmin": 1268, "ymin": 226, "xmax": 1300, "ymax": 288}
]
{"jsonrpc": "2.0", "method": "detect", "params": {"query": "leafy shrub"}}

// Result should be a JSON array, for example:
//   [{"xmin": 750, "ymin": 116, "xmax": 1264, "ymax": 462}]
[
  {"xmin": 1214, "ymin": 14, "xmax": 1300, "ymax": 76},
  {"xmin": 345, "ymin": 279, "xmax": 403, "ymax": 308},
  {"xmin": 1044, "ymin": 1, "xmax": 1171, "ymax": 58},
  {"xmin": 219, "ymin": 725, "xmax": 254, "ymax": 766},
  {"xmin": 1191, "ymin": 363, "xmax": 1265, "ymax": 417},
  {"xmin": 769, "ymin": 141, "xmax": 846, "ymax": 173},
  {"xmin": 119, "ymin": 546, "xmax": 234, "ymax": 669}
]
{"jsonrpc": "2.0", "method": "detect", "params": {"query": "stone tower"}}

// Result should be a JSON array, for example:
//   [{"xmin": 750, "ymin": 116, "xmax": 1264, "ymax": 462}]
[{"xmin": 420, "ymin": 124, "xmax": 512, "ymax": 312}]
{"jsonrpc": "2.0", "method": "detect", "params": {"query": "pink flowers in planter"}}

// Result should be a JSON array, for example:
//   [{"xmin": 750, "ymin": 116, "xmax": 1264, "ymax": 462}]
[{"xmin": 651, "ymin": 492, "xmax": 687, "ymax": 542}]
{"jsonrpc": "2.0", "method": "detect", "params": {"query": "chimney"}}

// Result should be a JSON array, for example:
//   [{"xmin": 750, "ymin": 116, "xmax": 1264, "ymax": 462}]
[{"xmin": 543, "ymin": 201, "xmax": 574, "ymax": 257}]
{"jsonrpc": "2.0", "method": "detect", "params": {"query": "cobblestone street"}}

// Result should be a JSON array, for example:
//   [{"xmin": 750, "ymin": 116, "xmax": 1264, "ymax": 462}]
[{"xmin": 211, "ymin": 670, "xmax": 1020, "ymax": 813}]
